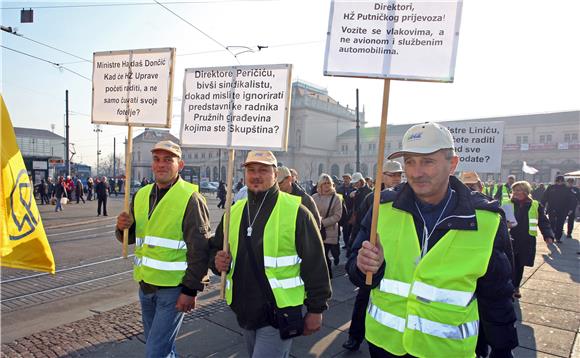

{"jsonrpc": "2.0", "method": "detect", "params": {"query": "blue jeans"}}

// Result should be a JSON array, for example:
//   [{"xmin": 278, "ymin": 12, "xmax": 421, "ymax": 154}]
[
  {"xmin": 243, "ymin": 325, "xmax": 293, "ymax": 358},
  {"xmin": 139, "ymin": 287, "xmax": 184, "ymax": 358}
]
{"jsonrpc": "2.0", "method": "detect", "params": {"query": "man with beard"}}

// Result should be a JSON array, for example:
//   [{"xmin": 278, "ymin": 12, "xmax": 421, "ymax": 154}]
[
  {"xmin": 115, "ymin": 140, "xmax": 211, "ymax": 358},
  {"xmin": 210, "ymin": 150, "xmax": 331, "ymax": 357},
  {"xmin": 348, "ymin": 122, "xmax": 517, "ymax": 357}
]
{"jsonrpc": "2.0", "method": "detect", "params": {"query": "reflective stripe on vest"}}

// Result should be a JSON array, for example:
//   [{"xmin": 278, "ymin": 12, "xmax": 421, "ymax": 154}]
[
  {"xmin": 411, "ymin": 281, "xmax": 474, "ymax": 307},
  {"xmin": 136, "ymin": 236, "xmax": 187, "ymax": 250},
  {"xmin": 133, "ymin": 179, "xmax": 194, "ymax": 286},
  {"xmin": 407, "ymin": 315, "xmax": 479, "ymax": 340},
  {"xmin": 226, "ymin": 192, "xmax": 304, "ymax": 308},
  {"xmin": 365, "ymin": 202, "xmax": 499, "ymax": 357},
  {"xmin": 529, "ymin": 200, "xmax": 539, "ymax": 236}
]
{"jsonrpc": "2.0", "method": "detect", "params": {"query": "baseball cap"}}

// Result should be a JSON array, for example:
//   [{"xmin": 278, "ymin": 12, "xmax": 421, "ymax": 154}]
[
  {"xmin": 388, "ymin": 122, "xmax": 455, "ymax": 159},
  {"xmin": 342, "ymin": 173, "xmax": 352, "ymax": 178},
  {"xmin": 243, "ymin": 150, "xmax": 277, "ymax": 167},
  {"xmin": 382, "ymin": 160, "xmax": 403, "ymax": 173},
  {"xmin": 555, "ymin": 175, "xmax": 565, "ymax": 182},
  {"xmin": 276, "ymin": 166, "xmax": 291, "ymax": 183},
  {"xmin": 351, "ymin": 172, "xmax": 364, "ymax": 183},
  {"xmin": 151, "ymin": 140, "xmax": 182, "ymax": 158},
  {"xmin": 459, "ymin": 171, "xmax": 481, "ymax": 184}
]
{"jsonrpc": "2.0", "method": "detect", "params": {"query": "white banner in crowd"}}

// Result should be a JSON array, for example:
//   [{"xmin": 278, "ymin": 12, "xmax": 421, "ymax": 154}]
[
  {"xmin": 324, "ymin": 0, "xmax": 463, "ymax": 82},
  {"xmin": 444, "ymin": 121, "xmax": 504, "ymax": 173},
  {"xmin": 92, "ymin": 48, "xmax": 175, "ymax": 127},
  {"xmin": 180, "ymin": 64, "xmax": 292, "ymax": 150}
]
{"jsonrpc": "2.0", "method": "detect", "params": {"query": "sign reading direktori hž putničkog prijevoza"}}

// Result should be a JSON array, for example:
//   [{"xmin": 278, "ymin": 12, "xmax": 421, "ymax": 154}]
[
  {"xmin": 180, "ymin": 64, "xmax": 292, "ymax": 150},
  {"xmin": 324, "ymin": 0, "xmax": 463, "ymax": 82},
  {"xmin": 92, "ymin": 47, "xmax": 175, "ymax": 128}
]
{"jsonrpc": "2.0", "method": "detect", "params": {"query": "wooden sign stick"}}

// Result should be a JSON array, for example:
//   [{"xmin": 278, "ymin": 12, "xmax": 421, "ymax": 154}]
[
  {"xmin": 366, "ymin": 79, "xmax": 391, "ymax": 285},
  {"xmin": 219, "ymin": 149, "xmax": 236, "ymax": 299},
  {"xmin": 122, "ymin": 125, "xmax": 133, "ymax": 259}
]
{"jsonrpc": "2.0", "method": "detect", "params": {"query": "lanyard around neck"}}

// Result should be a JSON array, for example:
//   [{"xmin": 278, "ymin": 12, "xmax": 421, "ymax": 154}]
[
  {"xmin": 414, "ymin": 190, "xmax": 453, "ymax": 258},
  {"xmin": 246, "ymin": 190, "xmax": 269, "ymax": 237}
]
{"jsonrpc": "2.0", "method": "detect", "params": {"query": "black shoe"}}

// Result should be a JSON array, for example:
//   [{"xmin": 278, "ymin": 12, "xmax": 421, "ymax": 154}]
[
  {"xmin": 342, "ymin": 337, "xmax": 361, "ymax": 351},
  {"xmin": 556, "ymin": 239, "xmax": 562, "ymax": 243},
  {"xmin": 334, "ymin": 258, "xmax": 340, "ymax": 266},
  {"xmin": 567, "ymin": 234, "xmax": 572, "ymax": 239}
]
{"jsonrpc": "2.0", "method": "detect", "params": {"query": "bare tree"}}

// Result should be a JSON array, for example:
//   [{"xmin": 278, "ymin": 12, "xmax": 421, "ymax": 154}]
[{"xmin": 99, "ymin": 153, "xmax": 125, "ymax": 177}]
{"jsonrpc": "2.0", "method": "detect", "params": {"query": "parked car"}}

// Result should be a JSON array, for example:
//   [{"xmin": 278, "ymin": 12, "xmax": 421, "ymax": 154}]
[{"xmin": 200, "ymin": 181, "xmax": 218, "ymax": 193}]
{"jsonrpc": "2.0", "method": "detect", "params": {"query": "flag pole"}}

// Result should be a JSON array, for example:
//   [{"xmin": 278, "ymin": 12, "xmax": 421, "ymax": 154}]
[{"xmin": 366, "ymin": 79, "xmax": 391, "ymax": 285}]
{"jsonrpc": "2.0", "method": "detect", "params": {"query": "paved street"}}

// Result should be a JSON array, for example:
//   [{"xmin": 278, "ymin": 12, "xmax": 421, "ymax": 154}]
[{"xmin": 1, "ymin": 194, "xmax": 579, "ymax": 357}]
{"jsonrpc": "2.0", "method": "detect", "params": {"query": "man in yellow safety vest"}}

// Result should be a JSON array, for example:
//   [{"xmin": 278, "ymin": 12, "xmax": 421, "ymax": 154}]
[
  {"xmin": 115, "ymin": 140, "xmax": 211, "ymax": 358},
  {"xmin": 347, "ymin": 122, "xmax": 518, "ymax": 357},
  {"xmin": 211, "ymin": 150, "xmax": 331, "ymax": 357}
]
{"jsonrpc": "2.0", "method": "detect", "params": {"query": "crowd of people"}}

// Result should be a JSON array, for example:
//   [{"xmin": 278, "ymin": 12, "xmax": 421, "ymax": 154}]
[
  {"xmin": 35, "ymin": 175, "xmax": 125, "ymax": 217},
  {"xmin": 110, "ymin": 124, "xmax": 579, "ymax": 358}
]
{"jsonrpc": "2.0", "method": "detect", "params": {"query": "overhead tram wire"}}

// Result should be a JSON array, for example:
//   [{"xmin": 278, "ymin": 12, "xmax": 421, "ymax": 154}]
[
  {"xmin": 153, "ymin": 0, "xmax": 240, "ymax": 64},
  {"xmin": 1, "ymin": 0, "xmax": 280, "ymax": 10},
  {"xmin": 1, "ymin": 45, "xmax": 91, "ymax": 81}
]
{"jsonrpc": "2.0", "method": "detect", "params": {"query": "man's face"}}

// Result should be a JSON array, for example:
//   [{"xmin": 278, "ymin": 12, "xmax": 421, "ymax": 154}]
[
  {"xmin": 151, "ymin": 150, "xmax": 183, "ymax": 185},
  {"xmin": 245, "ymin": 163, "xmax": 276, "ymax": 193},
  {"xmin": 507, "ymin": 177, "xmax": 515, "ymax": 186},
  {"xmin": 567, "ymin": 180, "xmax": 574, "ymax": 187},
  {"xmin": 466, "ymin": 182, "xmax": 483, "ymax": 192},
  {"xmin": 342, "ymin": 176, "xmax": 351, "ymax": 185},
  {"xmin": 404, "ymin": 150, "xmax": 458, "ymax": 204},
  {"xmin": 278, "ymin": 176, "xmax": 293, "ymax": 193},
  {"xmin": 382, "ymin": 172, "xmax": 402, "ymax": 188}
]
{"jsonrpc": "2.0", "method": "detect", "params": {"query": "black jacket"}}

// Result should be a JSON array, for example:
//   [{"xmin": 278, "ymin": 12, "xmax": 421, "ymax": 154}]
[
  {"xmin": 346, "ymin": 176, "xmax": 518, "ymax": 355},
  {"xmin": 542, "ymin": 184, "xmax": 575, "ymax": 214},
  {"xmin": 510, "ymin": 199, "xmax": 553, "ymax": 267}
]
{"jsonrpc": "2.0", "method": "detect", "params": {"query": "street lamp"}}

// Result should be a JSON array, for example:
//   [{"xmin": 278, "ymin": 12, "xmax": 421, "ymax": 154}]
[{"xmin": 94, "ymin": 125, "xmax": 102, "ymax": 175}]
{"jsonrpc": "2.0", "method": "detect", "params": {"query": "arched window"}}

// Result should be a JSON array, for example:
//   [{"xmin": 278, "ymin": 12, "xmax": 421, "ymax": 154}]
[
  {"xmin": 221, "ymin": 166, "xmax": 226, "ymax": 181},
  {"xmin": 344, "ymin": 164, "xmax": 353, "ymax": 174},
  {"xmin": 296, "ymin": 130, "xmax": 302, "ymax": 149},
  {"xmin": 205, "ymin": 167, "xmax": 211, "ymax": 180},
  {"xmin": 330, "ymin": 164, "xmax": 340, "ymax": 177},
  {"xmin": 361, "ymin": 163, "xmax": 369, "ymax": 177},
  {"xmin": 318, "ymin": 163, "xmax": 324, "ymax": 176},
  {"xmin": 213, "ymin": 166, "xmax": 218, "ymax": 181}
]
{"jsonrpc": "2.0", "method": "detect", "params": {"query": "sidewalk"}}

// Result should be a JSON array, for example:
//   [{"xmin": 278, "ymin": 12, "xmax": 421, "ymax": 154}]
[{"xmin": 2, "ymin": 228, "xmax": 579, "ymax": 357}]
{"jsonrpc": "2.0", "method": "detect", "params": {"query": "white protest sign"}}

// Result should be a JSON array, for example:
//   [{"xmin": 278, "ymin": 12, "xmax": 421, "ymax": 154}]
[
  {"xmin": 92, "ymin": 48, "xmax": 175, "ymax": 127},
  {"xmin": 180, "ymin": 64, "xmax": 292, "ymax": 150},
  {"xmin": 444, "ymin": 121, "xmax": 504, "ymax": 173},
  {"xmin": 324, "ymin": 0, "xmax": 463, "ymax": 82}
]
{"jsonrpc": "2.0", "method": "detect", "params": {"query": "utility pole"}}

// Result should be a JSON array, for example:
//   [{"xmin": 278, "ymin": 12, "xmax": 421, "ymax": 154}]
[
  {"xmin": 218, "ymin": 149, "xmax": 222, "ymax": 181},
  {"xmin": 113, "ymin": 137, "xmax": 117, "ymax": 179},
  {"xmin": 355, "ymin": 88, "xmax": 360, "ymax": 172},
  {"xmin": 94, "ymin": 125, "xmax": 102, "ymax": 175},
  {"xmin": 65, "ymin": 90, "xmax": 70, "ymax": 176}
]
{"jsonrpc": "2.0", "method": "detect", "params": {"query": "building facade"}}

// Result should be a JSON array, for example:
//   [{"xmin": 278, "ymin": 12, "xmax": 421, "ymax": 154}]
[
  {"xmin": 14, "ymin": 127, "xmax": 67, "ymax": 183},
  {"xmin": 130, "ymin": 81, "xmax": 579, "ymax": 186}
]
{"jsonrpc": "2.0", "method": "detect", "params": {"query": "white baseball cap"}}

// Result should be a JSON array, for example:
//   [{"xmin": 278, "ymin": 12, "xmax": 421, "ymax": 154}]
[
  {"xmin": 388, "ymin": 122, "xmax": 455, "ymax": 159},
  {"xmin": 351, "ymin": 172, "xmax": 364, "ymax": 183},
  {"xmin": 382, "ymin": 160, "xmax": 403, "ymax": 173}
]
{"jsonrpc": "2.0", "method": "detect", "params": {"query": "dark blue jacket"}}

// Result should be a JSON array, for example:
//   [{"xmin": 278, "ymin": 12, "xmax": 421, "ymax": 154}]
[{"xmin": 346, "ymin": 176, "xmax": 518, "ymax": 355}]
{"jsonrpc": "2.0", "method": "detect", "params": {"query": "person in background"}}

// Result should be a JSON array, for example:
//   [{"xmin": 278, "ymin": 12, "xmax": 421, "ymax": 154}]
[
  {"xmin": 96, "ymin": 175, "xmax": 109, "ymax": 216},
  {"xmin": 365, "ymin": 177, "xmax": 374, "ymax": 190},
  {"xmin": 459, "ymin": 171, "xmax": 485, "ymax": 194},
  {"xmin": 277, "ymin": 166, "xmax": 321, "ymax": 228},
  {"xmin": 235, "ymin": 178, "xmax": 244, "ymax": 193},
  {"xmin": 39, "ymin": 179, "xmax": 49, "ymax": 205},
  {"xmin": 542, "ymin": 175, "xmax": 575, "ymax": 242},
  {"xmin": 54, "ymin": 176, "xmax": 66, "ymax": 212},
  {"xmin": 347, "ymin": 172, "xmax": 371, "ymax": 253},
  {"xmin": 337, "ymin": 174, "xmax": 355, "ymax": 250},
  {"xmin": 217, "ymin": 181, "xmax": 227, "ymax": 209},
  {"xmin": 509, "ymin": 181, "xmax": 553, "ymax": 299},
  {"xmin": 87, "ymin": 177, "xmax": 94, "ymax": 201},
  {"xmin": 115, "ymin": 140, "xmax": 211, "ymax": 358},
  {"xmin": 566, "ymin": 178, "xmax": 580, "ymax": 239},
  {"xmin": 64, "ymin": 175, "xmax": 75, "ymax": 202},
  {"xmin": 312, "ymin": 173, "xmax": 342, "ymax": 278},
  {"xmin": 75, "ymin": 178, "xmax": 85, "ymax": 204},
  {"xmin": 531, "ymin": 183, "xmax": 546, "ymax": 202},
  {"xmin": 494, "ymin": 175, "xmax": 515, "ymax": 205},
  {"xmin": 109, "ymin": 177, "xmax": 118, "ymax": 197},
  {"xmin": 47, "ymin": 177, "xmax": 55, "ymax": 199}
]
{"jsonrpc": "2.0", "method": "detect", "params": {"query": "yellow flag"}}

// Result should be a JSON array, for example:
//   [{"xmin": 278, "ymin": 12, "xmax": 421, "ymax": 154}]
[{"xmin": 1, "ymin": 94, "xmax": 55, "ymax": 273}]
